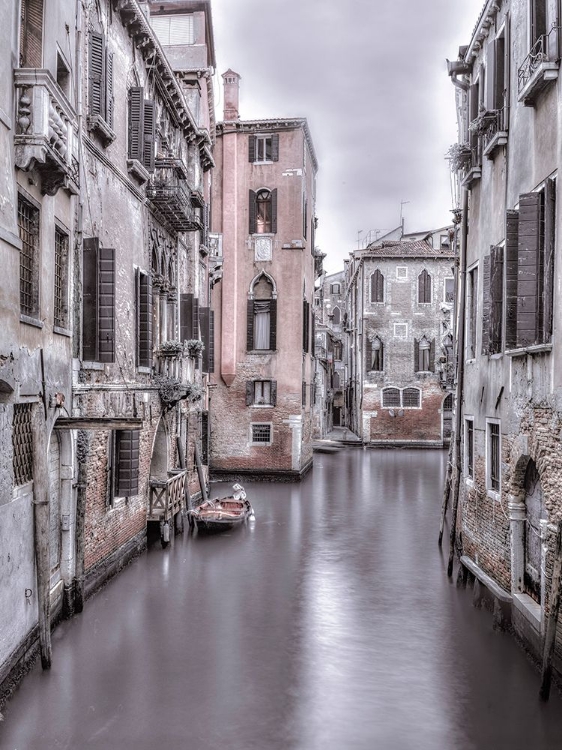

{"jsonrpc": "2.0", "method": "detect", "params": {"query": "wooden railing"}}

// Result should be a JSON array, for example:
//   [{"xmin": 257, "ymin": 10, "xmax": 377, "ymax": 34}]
[{"xmin": 148, "ymin": 469, "xmax": 188, "ymax": 521}]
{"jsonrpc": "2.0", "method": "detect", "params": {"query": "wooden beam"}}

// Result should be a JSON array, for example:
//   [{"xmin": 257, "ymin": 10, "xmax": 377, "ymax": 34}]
[{"xmin": 55, "ymin": 418, "xmax": 143, "ymax": 430}]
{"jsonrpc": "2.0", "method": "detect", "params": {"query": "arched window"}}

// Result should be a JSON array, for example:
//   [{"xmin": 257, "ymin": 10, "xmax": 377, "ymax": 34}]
[
  {"xmin": 249, "ymin": 189, "xmax": 278, "ymax": 234},
  {"xmin": 382, "ymin": 387, "xmax": 401, "ymax": 407},
  {"xmin": 367, "ymin": 336, "xmax": 383, "ymax": 371},
  {"xmin": 443, "ymin": 393, "xmax": 454, "ymax": 411},
  {"xmin": 332, "ymin": 306, "xmax": 341, "ymax": 325},
  {"xmin": 371, "ymin": 270, "xmax": 384, "ymax": 303},
  {"xmin": 418, "ymin": 269, "xmax": 432, "ymax": 303},
  {"xmin": 247, "ymin": 275, "xmax": 276, "ymax": 351},
  {"xmin": 402, "ymin": 388, "xmax": 421, "ymax": 408}
]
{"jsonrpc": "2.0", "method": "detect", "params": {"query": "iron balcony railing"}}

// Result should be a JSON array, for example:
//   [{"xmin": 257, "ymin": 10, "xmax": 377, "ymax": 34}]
[
  {"xmin": 481, "ymin": 107, "xmax": 508, "ymax": 151},
  {"xmin": 518, "ymin": 26, "xmax": 560, "ymax": 93},
  {"xmin": 147, "ymin": 174, "xmax": 203, "ymax": 232}
]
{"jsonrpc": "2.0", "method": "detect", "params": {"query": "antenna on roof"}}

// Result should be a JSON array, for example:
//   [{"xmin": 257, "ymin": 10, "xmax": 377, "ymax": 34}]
[{"xmin": 400, "ymin": 200, "xmax": 410, "ymax": 236}]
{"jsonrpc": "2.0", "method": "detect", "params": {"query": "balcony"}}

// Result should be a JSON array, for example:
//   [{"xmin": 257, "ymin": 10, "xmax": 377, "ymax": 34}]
[
  {"xmin": 14, "ymin": 69, "xmax": 79, "ymax": 196},
  {"xmin": 460, "ymin": 141, "xmax": 482, "ymax": 189},
  {"xmin": 518, "ymin": 28, "xmax": 560, "ymax": 106},
  {"xmin": 481, "ymin": 108, "xmax": 508, "ymax": 159},
  {"xmin": 146, "ymin": 165, "xmax": 202, "ymax": 232}
]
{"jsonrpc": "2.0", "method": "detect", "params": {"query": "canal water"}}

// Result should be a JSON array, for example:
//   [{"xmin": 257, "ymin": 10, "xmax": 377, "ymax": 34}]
[{"xmin": 2, "ymin": 448, "xmax": 562, "ymax": 749}]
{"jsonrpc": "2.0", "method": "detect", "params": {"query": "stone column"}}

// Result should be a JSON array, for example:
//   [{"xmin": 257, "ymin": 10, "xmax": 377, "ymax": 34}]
[
  {"xmin": 286, "ymin": 415, "xmax": 303, "ymax": 472},
  {"xmin": 509, "ymin": 496, "xmax": 526, "ymax": 594}
]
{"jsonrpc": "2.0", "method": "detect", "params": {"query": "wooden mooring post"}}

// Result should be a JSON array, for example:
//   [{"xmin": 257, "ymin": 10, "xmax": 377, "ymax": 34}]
[
  {"xmin": 194, "ymin": 441, "xmax": 208, "ymax": 504},
  {"xmin": 438, "ymin": 439, "xmax": 454, "ymax": 546},
  {"xmin": 540, "ymin": 523, "xmax": 562, "ymax": 701}
]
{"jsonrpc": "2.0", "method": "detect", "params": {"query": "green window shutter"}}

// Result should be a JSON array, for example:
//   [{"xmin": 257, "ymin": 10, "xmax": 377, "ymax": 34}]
[
  {"xmin": 248, "ymin": 135, "xmax": 256, "ymax": 163},
  {"xmin": 89, "ymin": 31, "xmax": 105, "ymax": 118},
  {"xmin": 115, "ymin": 430, "xmax": 140, "ymax": 497},
  {"xmin": 271, "ymin": 189, "xmax": 278, "ymax": 234},
  {"xmin": 142, "ymin": 100, "xmax": 156, "ymax": 173},
  {"xmin": 505, "ymin": 210, "xmax": 519, "ymax": 348},
  {"xmin": 271, "ymin": 133, "xmax": 279, "ymax": 161},
  {"xmin": 82, "ymin": 237, "xmax": 99, "ymax": 361},
  {"xmin": 98, "ymin": 247, "xmax": 115, "ymax": 363},
  {"xmin": 249, "ymin": 190, "xmax": 257, "ymax": 234},
  {"xmin": 481, "ymin": 254, "xmax": 491, "ymax": 355},
  {"xmin": 517, "ymin": 192, "xmax": 541, "ymax": 347},
  {"xmin": 201, "ymin": 411, "xmax": 209, "ymax": 465},
  {"xmin": 269, "ymin": 299, "xmax": 277, "ymax": 350},
  {"xmin": 106, "ymin": 50, "xmax": 114, "ymax": 128},
  {"xmin": 128, "ymin": 87, "xmax": 144, "ymax": 161},
  {"xmin": 247, "ymin": 299, "xmax": 254, "ymax": 351},
  {"xmin": 192, "ymin": 297, "xmax": 200, "ymax": 339}
]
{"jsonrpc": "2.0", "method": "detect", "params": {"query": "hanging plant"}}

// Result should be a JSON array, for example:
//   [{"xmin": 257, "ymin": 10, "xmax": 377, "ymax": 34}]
[
  {"xmin": 154, "ymin": 375, "xmax": 188, "ymax": 406},
  {"xmin": 185, "ymin": 382, "xmax": 204, "ymax": 402},
  {"xmin": 446, "ymin": 143, "xmax": 472, "ymax": 173},
  {"xmin": 185, "ymin": 339, "xmax": 205, "ymax": 357}
]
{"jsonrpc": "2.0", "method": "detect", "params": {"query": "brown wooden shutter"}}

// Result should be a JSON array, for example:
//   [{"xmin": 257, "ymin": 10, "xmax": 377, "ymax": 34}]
[
  {"xmin": 246, "ymin": 381, "xmax": 253, "ymax": 406},
  {"xmin": 209, "ymin": 310, "xmax": 215, "ymax": 373},
  {"xmin": 271, "ymin": 134, "xmax": 279, "ymax": 161},
  {"xmin": 543, "ymin": 178, "xmax": 556, "ymax": 343},
  {"xmin": 98, "ymin": 247, "xmax": 115, "ymax": 363},
  {"xmin": 531, "ymin": 0, "xmax": 546, "ymax": 43},
  {"xmin": 106, "ymin": 51, "xmax": 114, "ymax": 129},
  {"xmin": 517, "ymin": 192, "xmax": 541, "ymax": 347},
  {"xmin": 82, "ymin": 238, "xmax": 99, "ymax": 361},
  {"xmin": 486, "ymin": 37, "xmax": 496, "ymax": 111},
  {"xmin": 302, "ymin": 381, "xmax": 306, "ymax": 406},
  {"xmin": 303, "ymin": 198, "xmax": 308, "ymax": 239},
  {"xmin": 372, "ymin": 270, "xmax": 383, "ymax": 302},
  {"xmin": 200, "ymin": 306, "xmax": 210, "ymax": 372},
  {"xmin": 269, "ymin": 298, "xmax": 277, "ymax": 350},
  {"xmin": 271, "ymin": 380, "xmax": 277, "ymax": 406},
  {"xmin": 180, "ymin": 293, "xmax": 193, "ymax": 343},
  {"xmin": 248, "ymin": 136, "xmax": 256, "ymax": 163},
  {"xmin": 192, "ymin": 297, "xmax": 200, "ymax": 339},
  {"xmin": 247, "ymin": 299, "xmax": 254, "ymax": 350},
  {"xmin": 271, "ymin": 189, "xmax": 278, "ymax": 234},
  {"xmin": 365, "ymin": 337, "xmax": 372, "ymax": 371},
  {"xmin": 115, "ymin": 430, "xmax": 140, "ymax": 497},
  {"xmin": 249, "ymin": 190, "xmax": 257, "ymax": 234},
  {"xmin": 21, "ymin": 0, "xmax": 44, "ymax": 68},
  {"xmin": 380, "ymin": 340, "xmax": 384, "ymax": 371},
  {"xmin": 302, "ymin": 300, "xmax": 309, "ymax": 352},
  {"xmin": 128, "ymin": 87, "xmax": 144, "ymax": 161},
  {"xmin": 429, "ymin": 338, "xmax": 436, "ymax": 372},
  {"xmin": 494, "ymin": 36, "xmax": 505, "ymax": 111},
  {"xmin": 142, "ymin": 100, "xmax": 156, "ymax": 173},
  {"xmin": 89, "ymin": 32, "xmax": 105, "ymax": 118},
  {"xmin": 505, "ymin": 210, "xmax": 519, "ymax": 348},
  {"xmin": 414, "ymin": 338, "xmax": 419, "ymax": 371},
  {"xmin": 490, "ymin": 245, "xmax": 504, "ymax": 353},
  {"xmin": 138, "ymin": 272, "xmax": 153, "ymax": 368},
  {"xmin": 481, "ymin": 253, "xmax": 491, "ymax": 355}
]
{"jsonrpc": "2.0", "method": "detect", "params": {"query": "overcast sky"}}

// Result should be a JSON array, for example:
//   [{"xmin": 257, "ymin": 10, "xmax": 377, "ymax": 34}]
[{"xmin": 209, "ymin": 0, "xmax": 482, "ymax": 273}]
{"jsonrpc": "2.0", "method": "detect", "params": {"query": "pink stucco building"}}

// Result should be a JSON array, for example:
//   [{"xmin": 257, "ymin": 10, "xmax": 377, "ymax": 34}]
[{"xmin": 210, "ymin": 71, "xmax": 319, "ymax": 479}]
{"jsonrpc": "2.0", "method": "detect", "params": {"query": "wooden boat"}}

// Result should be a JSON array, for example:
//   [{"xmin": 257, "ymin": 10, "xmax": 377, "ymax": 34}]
[{"xmin": 188, "ymin": 484, "xmax": 254, "ymax": 534}]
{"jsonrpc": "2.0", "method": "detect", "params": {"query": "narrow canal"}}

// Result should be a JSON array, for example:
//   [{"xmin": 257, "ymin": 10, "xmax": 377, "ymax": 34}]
[{"xmin": 2, "ymin": 448, "xmax": 562, "ymax": 750}]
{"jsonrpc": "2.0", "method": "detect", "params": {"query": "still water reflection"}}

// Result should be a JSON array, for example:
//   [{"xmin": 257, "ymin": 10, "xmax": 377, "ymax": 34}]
[{"xmin": 2, "ymin": 449, "xmax": 562, "ymax": 749}]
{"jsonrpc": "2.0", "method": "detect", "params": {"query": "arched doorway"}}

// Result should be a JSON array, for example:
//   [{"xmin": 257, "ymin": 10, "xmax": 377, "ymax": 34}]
[
  {"xmin": 150, "ymin": 418, "xmax": 169, "ymax": 481},
  {"xmin": 523, "ymin": 460, "xmax": 547, "ymax": 603}
]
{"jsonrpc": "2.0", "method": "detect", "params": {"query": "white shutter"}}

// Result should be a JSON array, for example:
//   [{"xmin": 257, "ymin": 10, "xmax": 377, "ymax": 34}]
[{"xmin": 151, "ymin": 14, "xmax": 194, "ymax": 46}]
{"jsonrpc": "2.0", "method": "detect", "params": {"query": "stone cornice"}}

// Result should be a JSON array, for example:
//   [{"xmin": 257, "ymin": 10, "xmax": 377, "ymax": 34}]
[{"xmin": 465, "ymin": 0, "xmax": 503, "ymax": 65}]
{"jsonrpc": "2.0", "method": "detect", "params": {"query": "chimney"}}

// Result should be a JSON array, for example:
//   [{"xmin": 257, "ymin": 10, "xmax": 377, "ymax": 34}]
[{"xmin": 222, "ymin": 69, "xmax": 241, "ymax": 121}]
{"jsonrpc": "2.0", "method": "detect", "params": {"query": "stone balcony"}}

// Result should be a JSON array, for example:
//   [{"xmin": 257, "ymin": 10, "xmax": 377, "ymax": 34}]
[{"xmin": 14, "ymin": 69, "xmax": 79, "ymax": 196}]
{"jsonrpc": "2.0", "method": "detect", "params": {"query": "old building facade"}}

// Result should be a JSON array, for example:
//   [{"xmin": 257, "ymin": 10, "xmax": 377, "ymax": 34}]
[
  {"xmin": 210, "ymin": 71, "xmax": 319, "ymax": 478},
  {"xmin": 346, "ymin": 236, "xmax": 455, "ymax": 446},
  {"xmin": 448, "ymin": 0, "xmax": 562, "ymax": 675}
]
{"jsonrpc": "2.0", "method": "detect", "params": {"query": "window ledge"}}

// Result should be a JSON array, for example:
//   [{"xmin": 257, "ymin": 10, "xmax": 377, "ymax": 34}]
[
  {"xmin": 247, "ymin": 350, "xmax": 277, "ymax": 355},
  {"xmin": 483, "ymin": 131, "xmax": 508, "ymax": 159},
  {"xmin": 137, "ymin": 366, "xmax": 152, "ymax": 374},
  {"xmin": 505, "ymin": 343, "xmax": 552, "ymax": 357},
  {"xmin": 20, "ymin": 315, "xmax": 43, "ymax": 329},
  {"xmin": 53, "ymin": 325, "xmax": 71, "ymax": 337},
  {"xmin": 460, "ymin": 165, "xmax": 482, "ymax": 189},
  {"xmin": 87, "ymin": 115, "xmax": 116, "ymax": 147},
  {"xmin": 518, "ymin": 61, "xmax": 559, "ymax": 107},
  {"xmin": 487, "ymin": 488, "xmax": 501, "ymax": 501},
  {"xmin": 127, "ymin": 159, "xmax": 150, "ymax": 184},
  {"xmin": 252, "ymin": 160, "xmax": 274, "ymax": 166},
  {"xmin": 250, "ymin": 404, "xmax": 274, "ymax": 409},
  {"xmin": 81, "ymin": 361, "xmax": 105, "ymax": 371}
]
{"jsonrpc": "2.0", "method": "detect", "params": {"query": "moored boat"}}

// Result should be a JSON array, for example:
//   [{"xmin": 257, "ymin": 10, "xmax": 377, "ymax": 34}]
[{"xmin": 188, "ymin": 484, "xmax": 254, "ymax": 534}]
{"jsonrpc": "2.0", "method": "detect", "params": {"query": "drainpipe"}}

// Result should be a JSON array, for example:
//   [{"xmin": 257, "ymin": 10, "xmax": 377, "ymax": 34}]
[{"xmin": 447, "ymin": 186, "xmax": 469, "ymax": 577}]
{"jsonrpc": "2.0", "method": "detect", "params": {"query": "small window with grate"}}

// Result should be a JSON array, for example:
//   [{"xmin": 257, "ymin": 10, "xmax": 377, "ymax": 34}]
[
  {"xmin": 251, "ymin": 423, "xmax": 272, "ymax": 445},
  {"xmin": 382, "ymin": 388, "xmax": 401, "ymax": 408},
  {"xmin": 12, "ymin": 403, "xmax": 34, "ymax": 486},
  {"xmin": 402, "ymin": 388, "xmax": 421, "ymax": 408},
  {"xmin": 488, "ymin": 421, "xmax": 501, "ymax": 493},
  {"xmin": 18, "ymin": 194, "xmax": 40, "ymax": 319},
  {"xmin": 465, "ymin": 419, "xmax": 474, "ymax": 480},
  {"xmin": 54, "ymin": 226, "xmax": 69, "ymax": 329}
]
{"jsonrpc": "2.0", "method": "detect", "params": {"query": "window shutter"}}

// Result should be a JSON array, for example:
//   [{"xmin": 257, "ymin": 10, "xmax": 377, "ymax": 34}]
[
  {"xmin": 180, "ymin": 292, "xmax": 193, "ymax": 343},
  {"xmin": 429, "ymin": 338, "xmax": 436, "ymax": 372},
  {"xmin": 380, "ymin": 341, "xmax": 384, "ymax": 371},
  {"xmin": 82, "ymin": 238, "xmax": 99, "ymax": 361},
  {"xmin": 247, "ymin": 299, "xmax": 254, "ymax": 351},
  {"xmin": 248, "ymin": 135, "xmax": 256, "ymax": 163},
  {"xmin": 98, "ymin": 247, "xmax": 115, "ymax": 363},
  {"xmin": 128, "ymin": 87, "xmax": 144, "ymax": 161},
  {"xmin": 89, "ymin": 31, "xmax": 105, "ymax": 118},
  {"xmin": 200, "ymin": 306, "xmax": 210, "ymax": 372},
  {"xmin": 531, "ymin": 0, "xmax": 547, "ymax": 43},
  {"xmin": 490, "ymin": 245, "xmax": 504, "ymax": 353},
  {"xmin": 543, "ymin": 178, "xmax": 556, "ymax": 343},
  {"xmin": 21, "ymin": 0, "xmax": 44, "ymax": 68},
  {"xmin": 486, "ymin": 37, "xmax": 496, "ymax": 111},
  {"xmin": 138, "ymin": 271, "xmax": 153, "ymax": 368},
  {"xmin": 106, "ymin": 50, "xmax": 114, "ymax": 129},
  {"xmin": 249, "ymin": 190, "xmax": 257, "ymax": 234},
  {"xmin": 271, "ymin": 380, "xmax": 277, "ymax": 406},
  {"xmin": 365, "ymin": 337, "xmax": 372, "ymax": 371},
  {"xmin": 505, "ymin": 210, "xmax": 519, "ymax": 348},
  {"xmin": 303, "ymin": 198, "xmax": 308, "ymax": 239},
  {"xmin": 303, "ymin": 300, "xmax": 309, "ymax": 352},
  {"xmin": 271, "ymin": 189, "xmax": 278, "ymax": 234},
  {"xmin": 517, "ymin": 192, "xmax": 541, "ymax": 347},
  {"xmin": 414, "ymin": 338, "xmax": 419, "ymax": 371},
  {"xmin": 425, "ymin": 272, "xmax": 431, "ymax": 302},
  {"xmin": 246, "ymin": 381, "xmax": 253, "ymax": 406},
  {"xmin": 269, "ymin": 298, "xmax": 277, "ymax": 350},
  {"xmin": 481, "ymin": 253, "xmax": 491, "ymax": 355},
  {"xmin": 418, "ymin": 272, "xmax": 425, "ymax": 302},
  {"xmin": 271, "ymin": 134, "xmax": 279, "ymax": 161},
  {"xmin": 142, "ymin": 100, "xmax": 156, "ymax": 173},
  {"xmin": 494, "ymin": 37, "xmax": 505, "ymax": 111},
  {"xmin": 209, "ymin": 310, "xmax": 215, "ymax": 373},
  {"xmin": 192, "ymin": 296, "xmax": 200, "ymax": 339},
  {"xmin": 115, "ymin": 430, "xmax": 140, "ymax": 497}
]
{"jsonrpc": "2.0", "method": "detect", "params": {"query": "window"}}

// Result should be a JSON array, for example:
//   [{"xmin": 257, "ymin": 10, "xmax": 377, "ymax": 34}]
[
  {"xmin": 506, "ymin": 181, "xmax": 556, "ymax": 348},
  {"xmin": 487, "ymin": 421, "xmax": 501, "ymax": 492},
  {"xmin": 332, "ymin": 306, "xmax": 341, "ymax": 325},
  {"xmin": 113, "ymin": 430, "xmax": 140, "ymax": 499},
  {"xmin": 482, "ymin": 246, "xmax": 504, "ymax": 355},
  {"xmin": 366, "ymin": 336, "xmax": 383, "ymax": 372},
  {"xmin": 247, "ymin": 380, "xmax": 276, "ymax": 406},
  {"xmin": 19, "ymin": 0, "xmax": 43, "ymax": 68},
  {"xmin": 249, "ymin": 134, "xmax": 279, "ymax": 163},
  {"xmin": 199, "ymin": 307, "xmax": 214, "ymax": 374},
  {"xmin": 128, "ymin": 88, "xmax": 155, "ymax": 172},
  {"xmin": 440, "ymin": 234, "xmax": 450, "ymax": 250},
  {"xmin": 487, "ymin": 28, "xmax": 507, "ymax": 113},
  {"xmin": 54, "ymin": 227, "xmax": 69, "ymax": 329},
  {"xmin": 251, "ymin": 423, "xmax": 272, "ymax": 445},
  {"xmin": 381, "ymin": 387, "xmax": 421, "ymax": 409},
  {"xmin": 303, "ymin": 197, "xmax": 308, "ymax": 239},
  {"xmin": 56, "ymin": 53, "xmax": 70, "ymax": 97},
  {"xmin": 330, "ymin": 283, "xmax": 341, "ymax": 295},
  {"xmin": 394, "ymin": 323, "xmax": 407, "ymax": 338},
  {"xmin": 467, "ymin": 266, "xmax": 478, "ymax": 359},
  {"xmin": 303, "ymin": 299, "xmax": 311, "ymax": 352},
  {"xmin": 302, "ymin": 381, "xmax": 307, "ymax": 406},
  {"xmin": 333, "ymin": 341, "xmax": 343, "ymax": 361},
  {"xmin": 201, "ymin": 411, "xmax": 209, "ymax": 466},
  {"xmin": 249, "ymin": 189, "xmax": 277, "ymax": 234},
  {"xmin": 150, "ymin": 14, "xmax": 195, "ymax": 46},
  {"xmin": 414, "ymin": 336, "xmax": 434, "ymax": 372},
  {"xmin": 88, "ymin": 31, "xmax": 114, "ymax": 131},
  {"xmin": 136, "ymin": 270, "xmax": 153, "ymax": 368},
  {"xmin": 371, "ymin": 270, "xmax": 384, "ymax": 302},
  {"xmin": 247, "ymin": 276, "xmax": 276, "ymax": 351},
  {"xmin": 18, "ymin": 194, "xmax": 40, "ymax": 319},
  {"xmin": 465, "ymin": 419, "xmax": 474, "ymax": 479},
  {"xmin": 418, "ymin": 270, "xmax": 432, "ymax": 303},
  {"xmin": 12, "ymin": 403, "xmax": 34, "ymax": 486},
  {"xmin": 396, "ymin": 267, "xmax": 407, "ymax": 280},
  {"xmin": 530, "ymin": 0, "xmax": 547, "ymax": 47},
  {"xmin": 82, "ymin": 238, "xmax": 115, "ymax": 363},
  {"xmin": 444, "ymin": 277, "xmax": 455, "ymax": 303}
]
